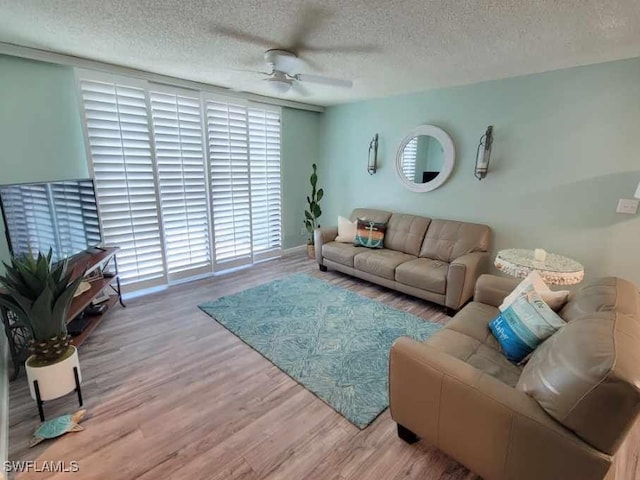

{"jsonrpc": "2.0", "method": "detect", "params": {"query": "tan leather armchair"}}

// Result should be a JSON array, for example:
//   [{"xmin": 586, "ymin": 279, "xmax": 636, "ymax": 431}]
[{"xmin": 389, "ymin": 274, "xmax": 640, "ymax": 480}]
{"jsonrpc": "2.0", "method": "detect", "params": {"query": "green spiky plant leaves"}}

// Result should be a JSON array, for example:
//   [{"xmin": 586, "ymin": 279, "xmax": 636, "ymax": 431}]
[
  {"xmin": 304, "ymin": 163, "xmax": 323, "ymax": 245},
  {"xmin": 0, "ymin": 249, "xmax": 84, "ymax": 364}
]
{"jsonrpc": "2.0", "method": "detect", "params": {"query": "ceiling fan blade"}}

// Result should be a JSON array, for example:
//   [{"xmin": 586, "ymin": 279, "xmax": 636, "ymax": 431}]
[
  {"xmin": 228, "ymin": 68, "xmax": 272, "ymax": 76},
  {"xmin": 290, "ymin": 81, "xmax": 310, "ymax": 97},
  {"xmin": 287, "ymin": 6, "xmax": 330, "ymax": 52},
  {"xmin": 295, "ymin": 74, "xmax": 353, "ymax": 89},
  {"xmin": 212, "ymin": 25, "xmax": 276, "ymax": 48},
  {"xmin": 299, "ymin": 44, "xmax": 379, "ymax": 54}
]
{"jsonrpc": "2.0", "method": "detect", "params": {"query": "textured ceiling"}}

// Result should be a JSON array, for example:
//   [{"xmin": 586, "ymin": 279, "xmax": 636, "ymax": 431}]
[{"xmin": 1, "ymin": 0, "xmax": 639, "ymax": 106}]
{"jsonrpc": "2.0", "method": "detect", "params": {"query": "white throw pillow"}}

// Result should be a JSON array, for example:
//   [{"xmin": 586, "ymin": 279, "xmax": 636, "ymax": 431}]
[
  {"xmin": 500, "ymin": 271, "xmax": 570, "ymax": 312},
  {"xmin": 335, "ymin": 216, "xmax": 357, "ymax": 243}
]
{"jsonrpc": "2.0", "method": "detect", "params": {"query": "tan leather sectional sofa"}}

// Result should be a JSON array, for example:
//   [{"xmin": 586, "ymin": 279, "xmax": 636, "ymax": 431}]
[
  {"xmin": 390, "ymin": 274, "xmax": 640, "ymax": 480},
  {"xmin": 314, "ymin": 208, "xmax": 492, "ymax": 311}
]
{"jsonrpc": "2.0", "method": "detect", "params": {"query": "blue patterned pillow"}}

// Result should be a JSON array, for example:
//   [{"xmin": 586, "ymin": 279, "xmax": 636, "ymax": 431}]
[{"xmin": 489, "ymin": 286, "xmax": 566, "ymax": 363}]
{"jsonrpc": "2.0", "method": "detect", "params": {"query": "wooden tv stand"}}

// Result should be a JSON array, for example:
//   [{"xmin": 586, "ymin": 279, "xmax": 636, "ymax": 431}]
[
  {"xmin": 67, "ymin": 246, "xmax": 125, "ymax": 347},
  {"xmin": 1, "ymin": 246, "xmax": 125, "ymax": 380}
]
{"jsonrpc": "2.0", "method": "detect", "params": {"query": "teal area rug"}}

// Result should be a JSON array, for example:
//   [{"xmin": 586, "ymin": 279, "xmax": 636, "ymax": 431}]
[{"xmin": 198, "ymin": 273, "xmax": 442, "ymax": 428}]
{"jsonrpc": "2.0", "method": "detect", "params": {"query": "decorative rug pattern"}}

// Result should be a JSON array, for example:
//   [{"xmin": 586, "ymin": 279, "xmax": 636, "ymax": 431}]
[{"xmin": 198, "ymin": 273, "xmax": 442, "ymax": 428}]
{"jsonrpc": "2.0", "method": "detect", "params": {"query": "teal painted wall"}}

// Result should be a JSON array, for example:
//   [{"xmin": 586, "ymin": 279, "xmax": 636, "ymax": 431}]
[
  {"xmin": 0, "ymin": 55, "xmax": 321, "ymax": 264},
  {"xmin": 319, "ymin": 57, "xmax": 640, "ymax": 285},
  {"xmin": 281, "ymin": 108, "xmax": 322, "ymax": 248},
  {"xmin": 0, "ymin": 55, "xmax": 89, "ymax": 263}
]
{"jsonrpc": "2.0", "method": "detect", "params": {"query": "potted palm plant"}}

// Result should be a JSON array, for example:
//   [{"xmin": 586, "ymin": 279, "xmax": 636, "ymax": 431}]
[
  {"xmin": 0, "ymin": 250, "xmax": 84, "ymax": 404},
  {"xmin": 304, "ymin": 163, "xmax": 323, "ymax": 259}
]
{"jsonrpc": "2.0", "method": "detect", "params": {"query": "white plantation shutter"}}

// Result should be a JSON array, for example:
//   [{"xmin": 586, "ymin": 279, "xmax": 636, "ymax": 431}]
[
  {"xmin": 248, "ymin": 107, "xmax": 282, "ymax": 260},
  {"xmin": 79, "ymin": 76, "xmax": 166, "ymax": 288},
  {"xmin": 205, "ymin": 99, "xmax": 252, "ymax": 268},
  {"xmin": 149, "ymin": 87, "xmax": 211, "ymax": 280},
  {"xmin": 402, "ymin": 137, "xmax": 418, "ymax": 181},
  {"xmin": 76, "ymin": 71, "xmax": 284, "ymax": 292}
]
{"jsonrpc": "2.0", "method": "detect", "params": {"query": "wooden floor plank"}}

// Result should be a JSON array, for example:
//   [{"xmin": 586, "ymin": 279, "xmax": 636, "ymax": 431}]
[{"xmin": 8, "ymin": 253, "xmax": 640, "ymax": 479}]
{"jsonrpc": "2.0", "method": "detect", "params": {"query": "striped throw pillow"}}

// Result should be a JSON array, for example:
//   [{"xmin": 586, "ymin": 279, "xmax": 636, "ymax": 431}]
[{"xmin": 354, "ymin": 218, "xmax": 387, "ymax": 249}]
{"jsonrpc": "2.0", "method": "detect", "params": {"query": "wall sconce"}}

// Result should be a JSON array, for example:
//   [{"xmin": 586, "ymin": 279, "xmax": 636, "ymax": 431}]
[
  {"xmin": 475, "ymin": 126, "xmax": 493, "ymax": 180},
  {"xmin": 368, "ymin": 133, "xmax": 379, "ymax": 175},
  {"xmin": 635, "ymin": 180, "xmax": 640, "ymax": 199}
]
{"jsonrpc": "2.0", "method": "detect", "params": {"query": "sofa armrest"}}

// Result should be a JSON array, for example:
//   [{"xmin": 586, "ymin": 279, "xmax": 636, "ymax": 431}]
[
  {"xmin": 314, "ymin": 227, "xmax": 338, "ymax": 265},
  {"xmin": 445, "ymin": 251, "xmax": 489, "ymax": 310},
  {"xmin": 473, "ymin": 274, "xmax": 520, "ymax": 308},
  {"xmin": 389, "ymin": 337, "xmax": 612, "ymax": 480}
]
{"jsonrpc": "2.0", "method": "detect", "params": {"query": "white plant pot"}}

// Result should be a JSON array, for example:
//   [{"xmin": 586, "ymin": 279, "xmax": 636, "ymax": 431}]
[{"xmin": 26, "ymin": 346, "xmax": 82, "ymax": 402}]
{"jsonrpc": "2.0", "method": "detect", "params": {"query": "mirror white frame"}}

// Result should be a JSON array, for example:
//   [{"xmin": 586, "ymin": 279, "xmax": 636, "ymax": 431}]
[{"xmin": 395, "ymin": 125, "xmax": 456, "ymax": 192}]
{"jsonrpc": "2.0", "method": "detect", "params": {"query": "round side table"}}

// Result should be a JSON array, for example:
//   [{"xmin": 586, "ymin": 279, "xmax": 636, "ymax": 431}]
[{"xmin": 494, "ymin": 249, "xmax": 584, "ymax": 286}]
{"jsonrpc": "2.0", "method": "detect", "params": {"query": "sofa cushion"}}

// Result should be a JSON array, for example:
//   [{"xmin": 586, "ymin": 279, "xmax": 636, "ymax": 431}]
[
  {"xmin": 419, "ymin": 219, "xmax": 491, "ymax": 262},
  {"xmin": 353, "ymin": 249, "xmax": 416, "ymax": 280},
  {"xmin": 426, "ymin": 302, "xmax": 523, "ymax": 387},
  {"xmin": 384, "ymin": 213, "xmax": 431, "ymax": 256},
  {"xmin": 349, "ymin": 208, "xmax": 392, "ymax": 224},
  {"xmin": 517, "ymin": 277, "xmax": 640, "ymax": 455},
  {"xmin": 395, "ymin": 258, "xmax": 448, "ymax": 294},
  {"xmin": 322, "ymin": 241, "xmax": 365, "ymax": 267},
  {"xmin": 560, "ymin": 276, "xmax": 639, "ymax": 322}
]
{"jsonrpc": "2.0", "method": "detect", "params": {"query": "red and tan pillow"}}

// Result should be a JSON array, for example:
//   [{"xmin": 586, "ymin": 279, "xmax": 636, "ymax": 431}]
[{"xmin": 354, "ymin": 218, "xmax": 386, "ymax": 249}]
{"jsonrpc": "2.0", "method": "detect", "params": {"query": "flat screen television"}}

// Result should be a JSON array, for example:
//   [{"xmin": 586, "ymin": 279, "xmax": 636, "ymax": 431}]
[{"xmin": 0, "ymin": 179, "xmax": 102, "ymax": 262}]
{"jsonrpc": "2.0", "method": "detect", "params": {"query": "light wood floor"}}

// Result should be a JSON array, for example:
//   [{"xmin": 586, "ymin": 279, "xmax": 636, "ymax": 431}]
[{"xmin": 8, "ymin": 253, "xmax": 640, "ymax": 479}]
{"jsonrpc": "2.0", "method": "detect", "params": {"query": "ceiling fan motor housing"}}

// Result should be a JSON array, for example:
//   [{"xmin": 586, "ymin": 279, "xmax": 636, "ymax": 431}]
[{"xmin": 264, "ymin": 49, "xmax": 302, "ymax": 75}]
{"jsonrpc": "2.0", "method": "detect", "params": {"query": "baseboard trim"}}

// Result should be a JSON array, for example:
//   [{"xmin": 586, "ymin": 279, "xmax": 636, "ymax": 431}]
[{"xmin": 282, "ymin": 245, "xmax": 307, "ymax": 256}]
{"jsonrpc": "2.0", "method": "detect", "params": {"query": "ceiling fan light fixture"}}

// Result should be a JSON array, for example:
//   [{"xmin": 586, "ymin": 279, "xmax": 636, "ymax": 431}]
[{"xmin": 267, "ymin": 77, "xmax": 292, "ymax": 94}]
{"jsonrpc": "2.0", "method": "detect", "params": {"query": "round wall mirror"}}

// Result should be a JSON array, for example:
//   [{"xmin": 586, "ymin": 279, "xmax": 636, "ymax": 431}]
[{"xmin": 395, "ymin": 125, "xmax": 455, "ymax": 192}]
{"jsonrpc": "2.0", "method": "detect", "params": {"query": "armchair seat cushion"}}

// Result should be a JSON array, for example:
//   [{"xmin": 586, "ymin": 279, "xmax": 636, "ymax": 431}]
[
  {"xmin": 396, "ymin": 258, "xmax": 449, "ymax": 294},
  {"xmin": 426, "ymin": 302, "xmax": 523, "ymax": 387},
  {"xmin": 353, "ymin": 249, "xmax": 416, "ymax": 280},
  {"xmin": 322, "ymin": 242, "xmax": 365, "ymax": 267}
]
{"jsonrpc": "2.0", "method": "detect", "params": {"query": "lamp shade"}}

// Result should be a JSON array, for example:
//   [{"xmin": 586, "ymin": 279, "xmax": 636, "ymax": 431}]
[{"xmin": 635, "ymin": 181, "xmax": 640, "ymax": 199}]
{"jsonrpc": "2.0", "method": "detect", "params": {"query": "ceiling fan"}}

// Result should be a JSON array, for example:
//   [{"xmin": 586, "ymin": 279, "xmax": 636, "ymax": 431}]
[
  {"xmin": 253, "ymin": 49, "xmax": 353, "ymax": 95},
  {"xmin": 212, "ymin": 6, "xmax": 376, "ymax": 95}
]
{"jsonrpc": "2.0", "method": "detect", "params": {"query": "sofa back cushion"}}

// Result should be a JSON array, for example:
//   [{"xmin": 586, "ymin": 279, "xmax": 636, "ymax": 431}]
[
  {"xmin": 559, "ymin": 275, "xmax": 639, "ymax": 322},
  {"xmin": 349, "ymin": 208, "xmax": 392, "ymax": 225},
  {"xmin": 384, "ymin": 213, "xmax": 431, "ymax": 256},
  {"xmin": 516, "ymin": 277, "xmax": 640, "ymax": 455},
  {"xmin": 419, "ymin": 219, "xmax": 491, "ymax": 262}
]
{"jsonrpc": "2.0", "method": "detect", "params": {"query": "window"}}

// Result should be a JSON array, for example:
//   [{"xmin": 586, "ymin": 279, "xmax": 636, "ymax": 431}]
[
  {"xmin": 149, "ymin": 87, "xmax": 211, "ymax": 280},
  {"xmin": 248, "ymin": 107, "xmax": 282, "ymax": 260},
  {"xmin": 77, "ymin": 70, "xmax": 282, "ymax": 292},
  {"xmin": 204, "ymin": 98, "xmax": 282, "ymax": 268},
  {"xmin": 205, "ymin": 99, "xmax": 252, "ymax": 268},
  {"xmin": 78, "ymin": 76, "xmax": 165, "ymax": 289}
]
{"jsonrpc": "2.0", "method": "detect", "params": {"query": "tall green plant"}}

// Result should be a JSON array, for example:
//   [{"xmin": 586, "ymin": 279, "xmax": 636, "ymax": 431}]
[
  {"xmin": 0, "ymin": 250, "xmax": 83, "ymax": 364},
  {"xmin": 304, "ymin": 163, "xmax": 323, "ymax": 245}
]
